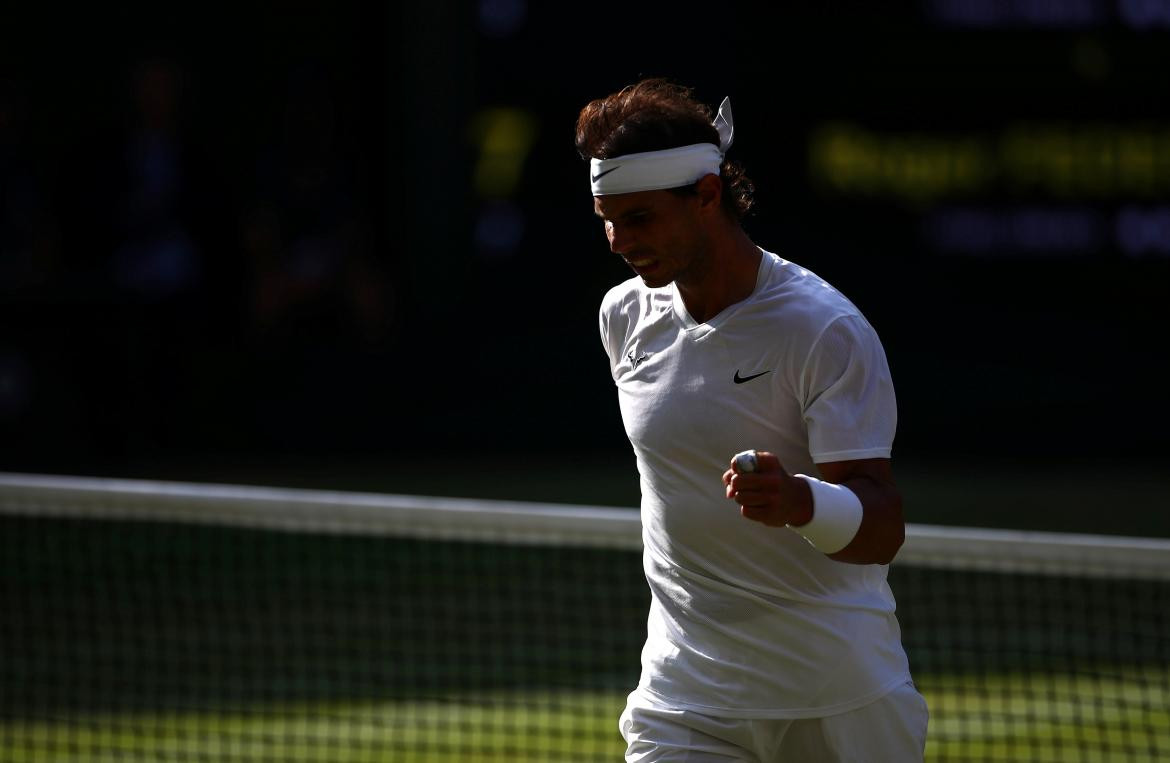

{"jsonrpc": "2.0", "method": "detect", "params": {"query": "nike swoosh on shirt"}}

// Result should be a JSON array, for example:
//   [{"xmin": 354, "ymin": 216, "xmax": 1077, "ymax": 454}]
[
  {"xmin": 591, "ymin": 166, "xmax": 620, "ymax": 182},
  {"xmin": 733, "ymin": 370, "xmax": 771, "ymax": 384}
]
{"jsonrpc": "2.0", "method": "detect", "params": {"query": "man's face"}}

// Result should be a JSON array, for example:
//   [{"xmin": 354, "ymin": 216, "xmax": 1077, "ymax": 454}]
[{"xmin": 593, "ymin": 189, "xmax": 709, "ymax": 289}]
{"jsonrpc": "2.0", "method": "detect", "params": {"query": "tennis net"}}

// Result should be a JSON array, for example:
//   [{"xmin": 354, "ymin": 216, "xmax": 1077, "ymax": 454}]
[{"xmin": 1, "ymin": 472, "xmax": 1167, "ymax": 762}]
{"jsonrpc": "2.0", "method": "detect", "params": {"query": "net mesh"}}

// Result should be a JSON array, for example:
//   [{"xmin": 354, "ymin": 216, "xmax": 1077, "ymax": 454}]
[{"xmin": 1, "ymin": 473, "xmax": 1168, "ymax": 762}]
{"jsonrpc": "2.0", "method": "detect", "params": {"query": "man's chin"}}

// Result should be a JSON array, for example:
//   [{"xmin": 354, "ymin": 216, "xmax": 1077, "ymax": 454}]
[{"xmin": 639, "ymin": 273, "xmax": 672, "ymax": 288}]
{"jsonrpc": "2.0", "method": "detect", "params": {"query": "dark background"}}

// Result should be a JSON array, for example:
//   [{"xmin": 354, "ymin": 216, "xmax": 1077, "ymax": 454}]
[{"xmin": 2, "ymin": 1, "xmax": 1167, "ymax": 533}]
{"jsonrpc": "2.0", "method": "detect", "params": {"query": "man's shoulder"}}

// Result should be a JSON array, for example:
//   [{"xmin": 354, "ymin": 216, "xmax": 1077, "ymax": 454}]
[
  {"xmin": 599, "ymin": 276, "xmax": 668, "ymax": 318},
  {"xmin": 754, "ymin": 253, "xmax": 865, "ymax": 332}
]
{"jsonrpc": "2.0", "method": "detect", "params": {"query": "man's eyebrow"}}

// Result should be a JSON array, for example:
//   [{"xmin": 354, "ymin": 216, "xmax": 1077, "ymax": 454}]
[{"xmin": 594, "ymin": 206, "xmax": 652, "ymax": 221}]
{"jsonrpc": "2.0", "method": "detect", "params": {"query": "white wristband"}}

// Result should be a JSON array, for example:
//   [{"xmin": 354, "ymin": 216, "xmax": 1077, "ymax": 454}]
[{"xmin": 789, "ymin": 475, "xmax": 863, "ymax": 554}]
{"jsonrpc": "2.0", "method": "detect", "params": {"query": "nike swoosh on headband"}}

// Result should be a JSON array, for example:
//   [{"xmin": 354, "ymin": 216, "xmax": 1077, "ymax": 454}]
[{"xmin": 591, "ymin": 166, "xmax": 620, "ymax": 182}]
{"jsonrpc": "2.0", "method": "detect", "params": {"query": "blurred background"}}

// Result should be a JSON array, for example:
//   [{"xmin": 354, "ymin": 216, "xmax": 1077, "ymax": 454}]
[{"xmin": 1, "ymin": 1, "xmax": 1167, "ymax": 534}]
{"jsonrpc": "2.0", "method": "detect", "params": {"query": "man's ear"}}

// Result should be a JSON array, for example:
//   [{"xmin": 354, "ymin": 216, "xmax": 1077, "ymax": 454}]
[{"xmin": 695, "ymin": 173, "xmax": 723, "ymax": 215}]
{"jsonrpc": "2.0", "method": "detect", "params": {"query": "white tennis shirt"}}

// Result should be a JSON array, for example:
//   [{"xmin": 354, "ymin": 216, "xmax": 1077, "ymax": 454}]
[{"xmin": 600, "ymin": 250, "xmax": 912, "ymax": 718}]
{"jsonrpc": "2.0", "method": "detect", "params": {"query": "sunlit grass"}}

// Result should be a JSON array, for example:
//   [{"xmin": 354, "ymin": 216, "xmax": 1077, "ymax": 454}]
[
  {"xmin": 0, "ymin": 691, "xmax": 628, "ymax": 763},
  {"xmin": 922, "ymin": 669, "xmax": 1170, "ymax": 762}
]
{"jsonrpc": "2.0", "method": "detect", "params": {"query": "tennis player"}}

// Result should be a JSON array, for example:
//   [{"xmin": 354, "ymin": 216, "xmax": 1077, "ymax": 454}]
[{"xmin": 579, "ymin": 79, "xmax": 927, "ymax": 761}]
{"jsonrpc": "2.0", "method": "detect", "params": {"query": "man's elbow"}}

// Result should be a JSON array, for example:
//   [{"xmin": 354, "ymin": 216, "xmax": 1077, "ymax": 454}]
[{"xmin": 878, "ymin": 493, "xmax": 906, "ymax": 565}]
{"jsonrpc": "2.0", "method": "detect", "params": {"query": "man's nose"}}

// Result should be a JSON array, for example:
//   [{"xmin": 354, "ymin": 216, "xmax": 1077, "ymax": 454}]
[{"xmin": 608, "ymin": 223, "xmax": 632, "ymax": 254}]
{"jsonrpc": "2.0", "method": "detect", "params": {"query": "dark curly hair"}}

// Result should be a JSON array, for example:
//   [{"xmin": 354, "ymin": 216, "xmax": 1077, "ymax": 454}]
[{"xmin": 575, "ymin": 78, "xmax": 755, "ymax": 221}]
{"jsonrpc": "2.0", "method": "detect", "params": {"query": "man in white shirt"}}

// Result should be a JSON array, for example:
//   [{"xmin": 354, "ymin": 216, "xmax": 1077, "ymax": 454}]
[{"xmin": 577, "ymin": 79, "xmax": 928, "ymax": 761}]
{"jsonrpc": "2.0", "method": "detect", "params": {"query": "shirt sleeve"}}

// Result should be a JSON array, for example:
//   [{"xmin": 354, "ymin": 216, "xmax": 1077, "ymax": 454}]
[
  {"xmin": 599, "ymin": 297, "xmax": 619, "ymax": 378},
  {"xmin": 799, "ymin": 314, "xmax": 897, "ymax": 463}
]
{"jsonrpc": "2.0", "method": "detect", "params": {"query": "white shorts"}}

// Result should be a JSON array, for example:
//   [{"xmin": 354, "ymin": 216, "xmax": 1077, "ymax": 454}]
[{"xmin": 619, "ymin": 680, "xmax": 928, "ymax": 762}]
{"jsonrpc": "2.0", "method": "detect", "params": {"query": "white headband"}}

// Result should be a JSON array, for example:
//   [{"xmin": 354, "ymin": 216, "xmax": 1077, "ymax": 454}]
[{"xmin": 590, "ymin": 96, "xmax": 735, "ymax": 196}]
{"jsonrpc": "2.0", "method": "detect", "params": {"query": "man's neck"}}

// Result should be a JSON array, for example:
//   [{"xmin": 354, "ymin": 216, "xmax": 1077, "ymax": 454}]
[{"xmin": 676, "ymin": 227, "xmax": 761, "ymax": 324}]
